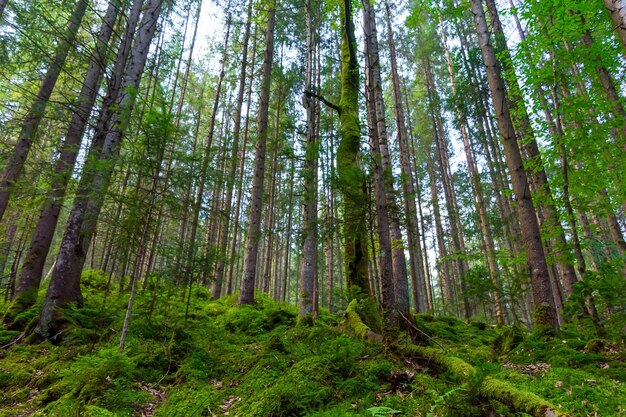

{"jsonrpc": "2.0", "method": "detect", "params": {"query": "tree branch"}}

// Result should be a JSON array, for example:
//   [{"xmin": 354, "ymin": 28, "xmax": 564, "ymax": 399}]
[{"xmin": 304, "ymin": 90, "xmax": 341, "ymax": 114}]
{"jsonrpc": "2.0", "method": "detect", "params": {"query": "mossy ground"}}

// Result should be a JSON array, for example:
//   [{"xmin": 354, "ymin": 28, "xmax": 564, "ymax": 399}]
[{"xmin": 0, "ymin": 270, "xmax": 624, "ymax": 416}]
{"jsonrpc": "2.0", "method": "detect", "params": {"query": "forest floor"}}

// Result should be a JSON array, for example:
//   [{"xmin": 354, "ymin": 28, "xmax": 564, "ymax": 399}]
[{"xmin": 0, "ymin": 271, "xmax": 625, "ymax": 417}]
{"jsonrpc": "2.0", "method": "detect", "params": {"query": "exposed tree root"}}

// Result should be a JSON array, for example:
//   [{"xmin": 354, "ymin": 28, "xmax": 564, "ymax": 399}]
[{"xmin": 344, "ymin": 300, "xmax": 572, "ymax": 417}]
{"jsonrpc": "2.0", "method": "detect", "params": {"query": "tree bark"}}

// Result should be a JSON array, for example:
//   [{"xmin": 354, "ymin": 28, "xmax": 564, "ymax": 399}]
[
  {"xmin": 0, "ymin": 0, "xmax": 88, "ymax": 221},
  {"xmin": 362, "ymin": 0, "xmax": 409, "ymax": 316},
  {"xmin": 5, "ymin": 1, "xmax": 119, "ymax": 322},
  {"xmin": 486, "ymin": 0, "xmax": 579, "ymax": 299},
  {"xmin": 364, "ymin": 25, "xmax": 396, "ymax": 326},
  {"xmin": 335, "ymin": 0, "xmax": 370, "ymax": 296},
  {"xmin": 34, "ymin": 0, "xmax": 163, "ymax": 340},
  {"xmin": 383, "ymin": 1, "xmax": 428, "ymax": 313},
  {"xmin": 470, "ymin": 0, "xmax": 559, "ymax": 333},
  {"xmin": 604, "ymin": 0, "xmax": 626, "ymax": 51},
  {"xmin": 299, "ymin": 0, "xmax": 319, "ymax": 318},
  {"xmin": 239, "ymin": 3, "xmax": 276, "ymax": 305}
]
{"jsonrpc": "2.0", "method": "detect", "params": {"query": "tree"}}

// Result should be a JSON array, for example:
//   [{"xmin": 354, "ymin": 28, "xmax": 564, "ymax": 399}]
[
  {"xmin": 239, "ymin": 1, "xmax": 277, "ymax": 306},
  {"xmin": 337, "ymin": 0, "xmax": 370, "ymax": 295},
  {"xmin": 0, "ymin": 0, "xmax": 88, "ymax": 221},
  {"xmin": 469, "ymin": 0, "xmax": 559, "ymax": 333},
  {"xmin": 3, "ymin": 0, "xmax": 119, "ymax": 325},
  {"xmin": 603, "ymin": 0, "xmax": 626, "ymax": 50},
  {"xmin": 34, "ymin": 0, "xmax": 163, "ymax": 340},
  {"xmin": 299, "ymin": 0, "xmax": 319, "ymax": 318}
]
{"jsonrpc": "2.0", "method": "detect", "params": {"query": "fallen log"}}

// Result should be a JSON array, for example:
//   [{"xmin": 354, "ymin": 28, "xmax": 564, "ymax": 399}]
[{"xmin": 344, "ymin": 300, "xmax": 572, "ymax": 417}]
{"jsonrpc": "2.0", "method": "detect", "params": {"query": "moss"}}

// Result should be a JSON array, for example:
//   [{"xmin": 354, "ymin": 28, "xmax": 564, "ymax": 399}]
[
  {"xmin": 346, "ymin": 299, "xmax": 382, "ymax": 343},
  {"xmin": 491, "ymin": 326, "xmax": 525, "ymax": 358},
  {"xmin": 2, "ymin": 287, "xmax": 39, "ymax": 329},
  {"xmin": 585, "ymin": 338, "xmax": 605, "ymax": 353},
  {"xmin": 337, "ymin": 0, "xmax": 370, "ymax": 294},
  {"xmin": 533, "ymin": 305, "xmax": 557, "ymax": 337}
]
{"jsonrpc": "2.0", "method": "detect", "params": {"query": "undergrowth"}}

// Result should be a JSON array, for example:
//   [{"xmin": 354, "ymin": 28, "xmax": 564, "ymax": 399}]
[{"xmin": 0, "ymin": 269, "xmax": 624, "ymax": 416}]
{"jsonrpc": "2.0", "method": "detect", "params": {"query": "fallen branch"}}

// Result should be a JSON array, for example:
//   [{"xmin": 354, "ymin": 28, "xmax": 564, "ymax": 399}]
[
  {"xmin": 1, "ymin": 332, "xmax": 24, "ymax": 349},
  {"xmin": 397, "ymin": 310, "xmax": 446, "ymax": 352},
  {"xmin": 404, "ymin": 344, "xmax": 572, "ymax": 417}
]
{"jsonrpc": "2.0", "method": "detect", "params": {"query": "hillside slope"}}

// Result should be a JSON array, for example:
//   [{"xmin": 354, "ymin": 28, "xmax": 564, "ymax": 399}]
[{"xmin": 1, "ymin": 272, "xmax": 625, "ymax": 416}]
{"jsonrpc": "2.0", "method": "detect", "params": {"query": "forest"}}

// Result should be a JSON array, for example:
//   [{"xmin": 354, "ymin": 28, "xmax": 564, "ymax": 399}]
[{"xmin": 0, "ymin": 0, "xmax": 625, "ymax": 415}]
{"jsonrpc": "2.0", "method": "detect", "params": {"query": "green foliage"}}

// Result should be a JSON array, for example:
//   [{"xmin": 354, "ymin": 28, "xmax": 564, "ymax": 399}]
[{"xmin": 1, "ymin": 277, "xmax": 624, "ymax": 417}]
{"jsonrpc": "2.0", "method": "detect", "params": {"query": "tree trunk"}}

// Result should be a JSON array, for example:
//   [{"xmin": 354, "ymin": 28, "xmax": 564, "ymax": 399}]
[
  {"xmin": 5, "ymin": 1, "xmax": 119, "ymax": 322},
  {"xmin": 0, "ymin": 0, "xmax": 88, "ymax": 221},
  {"xmin": 364, "ymin": 27, "xmax": 396, "ymax": 326},
  {"xmin": 384, "ymin": 0, "xmax": 428, "ymax": 313},
  {"xmin": 187, "ymin": 17, "xmax": 231, "ymax": 295},
  {"xmin": 336, "ymin": 0, "xmax": 370, "ymax": 296},
  {"xmin": 604, "ymin": 0, "xmax": 626, "ymax": 50},
  {"xmin": 470, "ymin": 0, "xmax": 559, "ymax": 333},
  {"xmin": 299, "ymin": 0, "xmax": 319, "ymax": 318},
  {"xmin": 34, "ymin": 0, "xmax": 163, "ymax": 341},
  {"xmin": 439, "ymin": 16, "xmax": 505, "ymax": 325},
  {"xmin": 212, "ymin": 1, "xmax": 252, "ymax": 300},
  {"xmin": 486, "ymin": 0, "xmax": 579, "ymax": 299},
  {"xmin": 239, "ymin": 4, "xmax": 276, "ymax": 305}
]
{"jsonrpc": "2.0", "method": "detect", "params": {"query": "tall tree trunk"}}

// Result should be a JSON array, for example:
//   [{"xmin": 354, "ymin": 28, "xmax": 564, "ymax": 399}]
[
  {"xmin": 362, "ymin": 0, "xmax": 409, "ymax": 316},
  {"xmin": 281, "ymin": 157, "xmax": 296, "ymax": 302},
  {"xmin": 239, "ymin": 4, "xmax": 276, "ymax": 305},
  {"xmin": 384, "ymin": 0, "xmax": 428, "ymax": 313},
  {"xmin": 439, "ymin": 17, "xmax": 505, "ymax": 325},
  {"xmin": 0, "ymin": 0, "xmax": 88, "ymax": 221},
  {"xmin": 299, "ymin": 0, "xmax": 319, "ymax": 318},
  {"xmin": 423, "ymin": 55, "xmax": 471, "ymax": 319},
  {"xmin": 364, "ymin": 25, "xmax": 396, "ymax": 326},
  {"xmin": 4, "ymin": 1, "xmax": 119, "ymax": 322},
  {"xmin": 470, "ymin": 0, "xmax": 559, "ymax": 333},
  {"xmin": 34, "ymin": 0, "xmax": 163, "ymax": 340},
  {"xmin": 486, "ymin": 0, "xmax": 579, "ymax": 298},
  {"xmin": 227, "ymin": 23, "xmax": 258, "ymax": 295},
  {"xmin": 336, "ymin": 0, "xmax": 370, "ymax": 295},
  {"xmin": 428, "ymin": 156, "xmax": 453, "ymax": 310},
  {"xmin": 212, "ymin": 0, "xmax": 252, "ymax": 300},
  {"xmin": 186, "ymin": 16, "xmax": 231, "ymax": 295}
]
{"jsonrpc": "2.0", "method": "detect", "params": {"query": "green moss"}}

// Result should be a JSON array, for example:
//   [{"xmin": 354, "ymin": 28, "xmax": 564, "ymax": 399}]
[
  {"xmin": 491, "ymin": 326, "xmax": 525, "ymax": 358},
  {"xmin": 2, "ymin": 287, "xmax": 39, "ymax": 329}
]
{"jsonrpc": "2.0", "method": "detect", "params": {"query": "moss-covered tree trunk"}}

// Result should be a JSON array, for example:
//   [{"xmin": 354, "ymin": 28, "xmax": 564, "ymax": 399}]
[{"xmin": 337, "ymin": 0, "xmax": 370, "ymax": 296}]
